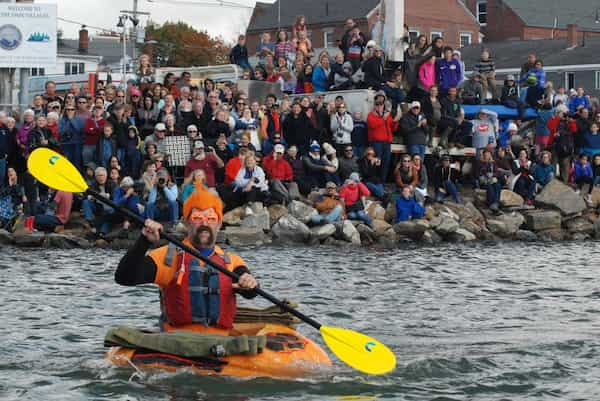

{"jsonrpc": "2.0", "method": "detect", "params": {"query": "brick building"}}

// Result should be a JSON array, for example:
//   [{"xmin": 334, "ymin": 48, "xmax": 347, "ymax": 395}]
[
  {"xmin": 463, "ymin": 0, "xmax": 600, "ymax": 42},
  {"xmin": 245, "ymin": 0, "xmax": 480, "ymax": 54}
]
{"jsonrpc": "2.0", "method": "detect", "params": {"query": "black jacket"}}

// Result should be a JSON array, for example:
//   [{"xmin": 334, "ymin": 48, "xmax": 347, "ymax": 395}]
[
  {"xmin": 282, "ymin": 112, "xmax": 316, "ymax": 153},
  {"xmin": 433, "ymin": 165, "xmax": 460, "ymax": 190},
  {"xmin": 205, "ymin": 119, "xmax": 230, "ymax": 145},
  {"xmin": 358, "ymin": 157, "xmax": 383, "ymax": 184},
  {"xmin": 107, "ymin": 114, "xmax": 130, "ymax": 149},
  {"xmin": 362, "ymin": 57, "xmax": 384, "ymax": 89},
  {"xmin": 400, "ymin": 112, "xmax": 428, "ymax": 146}
]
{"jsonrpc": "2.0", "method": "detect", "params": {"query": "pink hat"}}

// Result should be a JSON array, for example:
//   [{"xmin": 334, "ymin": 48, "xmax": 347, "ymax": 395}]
[{"xmin": 130, "ymin": 88, "xmax": 141, "ymax": 97}]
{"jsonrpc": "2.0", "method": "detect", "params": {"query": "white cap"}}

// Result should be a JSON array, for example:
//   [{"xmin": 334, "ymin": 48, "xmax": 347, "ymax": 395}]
[
  {"xmin": 409, "ymin": 101, "xmax": 421, "ymax": 109},
  {"xmin": 155, "ymin": 122, "xmax": 166, "ymax": 131},
  {"xmin": 274, "ymin": 144, "xmax": 285, "ymax": 153},
  {"xmin": 366, "ymin": 40, "xmax": 376, "ymax": 48},
  {"xmin": 194, "ymin": 140, "xmax": 205, "ymax": 149},
  {"xmin": 507, "ymin": 123, "xmax": 518, "ymax": 132}
]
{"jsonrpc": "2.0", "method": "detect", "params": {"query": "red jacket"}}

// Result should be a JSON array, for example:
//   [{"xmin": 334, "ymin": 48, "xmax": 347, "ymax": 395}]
[
  {"xmin": 546, "ymin": 116, "xmax": 577, "ymax": 147},
  {"xmin": 338, "ymin": 182, "xmax": 370, "ymax": 207},
  {"xmin": 225, "ymin": 157, "xmax": 242, "ymax": 185},
  {"xmin": 83, "ymin": 117, "xmax": 105, "ymax": 146},
  {"xmin": 262, "ymin": 154, "xmax": 293, "ymax": 181},
  {"xmin": 366, "ymin": 112, "xmax": 398, "ymax": 143}
]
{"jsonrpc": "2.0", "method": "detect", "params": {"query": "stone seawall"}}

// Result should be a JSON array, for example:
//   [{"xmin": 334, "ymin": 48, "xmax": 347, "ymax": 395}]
[{"xmin": 2, "ymin": 180, "xmax": 600, "ymax": 250}]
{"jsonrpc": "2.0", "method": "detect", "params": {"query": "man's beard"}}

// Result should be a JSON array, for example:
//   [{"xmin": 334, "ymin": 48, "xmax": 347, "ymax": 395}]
[{"xmin": 189, "ymin": 225, "xmax": 214, "ymax": 248}]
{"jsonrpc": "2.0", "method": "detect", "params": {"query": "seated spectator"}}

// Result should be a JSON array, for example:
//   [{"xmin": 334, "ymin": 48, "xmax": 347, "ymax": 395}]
[
  {"xmin": 395, "ymin": 185, "xmax": 426, "ymax": 222},
  {"xmin": 181, "ymin": 169, "xmax": 208, "ymax": 203},
  {"xmin": 123, "ymin": 125, "xmax": 142, "ymax": 179},
  {"xmin": 460, "ymin": 73, "xmax": 484, "ymax": 105},
  {"xmin": 0, "ymin": 168, "xmax": 26, "ymax": 231},
  {"xmin": 145, "ymin": 169, "xmax": 179, "ymax": 230},
  {"xmin": 510, "ymin": 149, "xmax": 536, "ymax": 204},
  {"xmin": 32, "ymin": 189, "xmax": 73, "ymax": 233},
  {"xmin": 351, "ymin": 111, "xmax": 368, "ymax": 158},
  {"xmin": 285, "ymin": 145, "xmax": 309, "ymax": 195},
  {"xmin": 28, "ymin": 115, "xmax": 57, "ymax": 153},
  {"xmin": 263, "ymin": 144, "xmax": 297, "ymax": 204},
  {"xmin": 362, "ymin": 46, "xmax": 384, "ymax": 90},
  {"xmin": 109, "ymin": 167, "xmax": 121, "ymax": 188},
  {"xmin": 312, "ymin": 51, "xmax": 331, "ymax": 93},
  {"xmin": 422, "ymin": 86, "xmax": 442, "ymax": 142},
  {"xmin": 501, "ymin": 75, "xmax": 526, "ymax": 120},
  {"xmin": 523, "ymin": 60, "xmax": 545, "ymax": 108},
  {"xmin": 532, "ymin": 151, "xmax": 555, "ymax": 189},
  {"xmin": 433, "ymin": 155, "xmax": 462, "ymax": 203},
  {"xmin": 338, "ymin": 145, "xmax": 359, "ymax": 181},
  {"xmin": 478, "ymin": 150, "xmax": 502, "ymax": 212},
  {"xmin": 358, "ymin": 147, "xmax": 384, "ymax": 199},
  {"xmin": 309, "ymin": 181, "xmax": 345, "ymax": 226},
  {"xmin": 331, "ymin": 62, "xmax": 354, "ymax": 91},
  {"xmin": 232, "ymin": 132, "xmax": 257, "ymax": 155},
  {"xmin": 381, "ymin": 70, "xmax": 406, "ymax": 110},
  {"xmin": 321, "ymin": 143, "xmax": 342, "ymax": 186},
  {"xmin": 574, "ymin": 153, "xmax": 593, "ymax": 195},
  {"xmin": 495, "ymin": 146, "xmax": 515, "ymax": 182},
  {"xmin": 568, "ymin": 87, "xmax": 590, "ymax": 114},
  {"xmin": 473, "ymin": 49, "xmax": 498, "ymax": 100},
  {"xmin": 439, "ymin": 86, "xmax": 462, "ymax": 148},
  {"xmin": 184, "ymin": 140, "xmax": 224, "ymax": 189},
  {"xmin": 82, "ymin": 166, "xmax": 116, "ymax": 238},
  {"xmin": 580, "ymin": 122, "xmax": 600, "ymax": 157},
  {"xmin": 592, "ymin": 154, "xmax": 600, "ymax": 190},
  {"xmin": 303, "ymin": 142, "xmax": 334, "ymax": 190},
  {"xmin": 229, "ymin": 34, "xmax": 252, "ymax": 72},
  {"xmin": 233, "ymin": 108, "xmax": 261, "ymax": 151},
  {"xmin": 394, "ymin": 155, "xmax": 423, "ymax": 202},
  {"xmin": 262, "ymin": 132, "xmax": 287, "ymax": 156},
  {"xmin": 112, "ymin": 176, "xmax": 141, "ymax": 230},
  {"xmin": 338, "ymin": 173, "xmax": 372, "ymax": 227},
  {"xmin": 224, "ymin": 146, "xmax": 249, "ymax": 186},
  {"xmin": 233, "ymin": 154, "xmax": 269, "ymax": 206},
  {"xmin": 412, "ymin": 155, "xmax": 428, "ymax": 202}
]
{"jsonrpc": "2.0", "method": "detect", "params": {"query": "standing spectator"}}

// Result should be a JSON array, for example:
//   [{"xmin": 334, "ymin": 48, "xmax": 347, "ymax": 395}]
[
  {"xmin": 230, "ymin": 35, "xmax": 252, "ymax": 72},
  {"xmin": 569, "ymin": 87, "xmax": 591, "ymax": 114},
  {"xmin": 522, "ymin": 60, "xmax": 546, "ymax": 108},
  {"xmin": 136, "ymin": 54, "xmax": 155, "ymax": 90},
  {"xmin": 82, "ymin": 167, "xmax": 116, "ymax": 238},
  {"xmin": 439, "ymin": 86, "xmax": 462, "ymax": 148},
  {"xmin": 452, "ymin": 50, "xmax": 466, "ymax": 86},
  {"xmin": 478, "ymin": 149, "xmax": 502, "ymax": 212},
  {"xmin": 338, "ymin": 172, "xmax": 372, "ymax": 227},
  {"xmin": 275, "ymin": 30, "xmax": 296, "ymax": 65},
  {"xmin": 367, "ymin": 95, "xmax": 399, "ymax": 182},
  {"xmin": 427, "ymin": 36, "xmax": 445, "ymax": 58},
  {"xmin": 59, "ymin": 105, "xmax": 85, "ymax": 170},
  {"xmin": 511, "ymin": 149, "xmax": 536, "ymax": 204},
  {"xmin": 263, "ymin": 144, "xmax": 297, "ymax": 204},
  {"xmin": 473, "ymin": 49, "xmax": 498, "ymax": 100},
  {"xmin": 519, "ymin": 53, "xmax": 537, "ymax": 87},
  {"xmin": 362, "ymin": 46, "xmax": 385, "ymax": 90},
  {"xmin": 137, "ymin": 95, "xmax": 159, "ymax": 139},
  {"xmin": 183, "ymin": 141, "xmax": 224, "ymax": 189},
  {"xmin": 122, "ymin": 126, "xmax": 143, "ymax": 179},
  {"xmin": 28, "ymin": 115, "xmax": 56, "ymax": 153},
  {"xmin": 145, "ymin": 169, "xmax": 179, "ymax": 231},
  {"xmin": 256, "ymin": 32, "xmax": 275, "ymax": 65},
  {"xmin": 0, "ymin": 112, "xmax": 8, "ymax": 186},
  {"xmin": 554, "ymin": 86, "xmax": 569, "ymax": 106},
  {"xmin": 548, "ymin": 107, "xmax": 577, "ymax": 183},
  {"xmin": 330, "ymin": 103, "xmax": 353, "ymax": 154},
  {"xmin": 436, "ymin": 47, "xmax": 462, "ymax": 96},
  {"xmin": 417, "ymin": 54, "xmax": 437, "ymax": 97},
  {"xmin": 581, "ymin": 122, "xmax": 600, "ymax": 157},
  {"xmin": 433, "ymin": 155, "xmax": 461, "ymax": 203},
  {"xmin": 574, "ymin": 153, "xmax": 593, "ymax": 194},
  {"xmin": 592, "ymin": 154, "xmax": 600, "ymax": 189},
  {"xmin": 422, "ymin": 86, "xmax": 442, "ymax": 144},
  {"xmin": 400, "ymin": 101, "xmax": 429, "ymax": 161},
  {"xmin": 83, "ymin": 105, "xmax": 105, "ymax": 165},
  {"xmin": 343, "ymin": 26, "xmax": 365, "ymax": 72},
  {"xmin": 395, "ymin": 185, "xmax": 425, "ymax": 222},
  {"xmin": 206, "ymin": 109, "xmax": 231, "ymax": 147},
  {"xmin": 351, "ymin": 111, "xmax": 368, "ymax": 159},
  {"xmin": 96, "ymin": 123, "xmax": 117, "ymax": 169},
  {"xmin": 292, "ymin": 15, "xmax": 308, "ymax": 40},
  {"xmin": 283, "ymin": 102, "xmax": 315, "ymax": 155},
  {"xmin": 471, "ymin": 109, "xmax": 498, "ymax": 157},
  {"xmin": 312, "ymin": 52, "xmax": 332, "ymax": 93}
]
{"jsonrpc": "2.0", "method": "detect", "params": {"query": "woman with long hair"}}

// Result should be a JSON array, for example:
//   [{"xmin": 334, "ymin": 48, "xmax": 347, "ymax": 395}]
[
  {"xmin": 312, "ymin": 51, "xmax": 331, "ymax": 92},
  {"xmin": 275, "ymin": 30, "xmax": 296, "ymax": 64},
  {"xmin": 292, "ymin": 15, "xmax": 308, "ymax": 40}
]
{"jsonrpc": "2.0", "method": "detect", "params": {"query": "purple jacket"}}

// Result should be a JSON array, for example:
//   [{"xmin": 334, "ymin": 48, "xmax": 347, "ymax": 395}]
[
  {"xmin": 436, "ymin": 59, "xmax": 462, "ymax": 92},
  {"xmin": 17, "ymin": 122, "xmax": 34, "ymax": 156}
]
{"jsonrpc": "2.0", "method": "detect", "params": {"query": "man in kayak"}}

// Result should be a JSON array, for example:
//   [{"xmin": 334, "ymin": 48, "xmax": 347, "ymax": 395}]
[{"xmin": 115, "ymin": 183, "xmax": 258, "ymax": 334}]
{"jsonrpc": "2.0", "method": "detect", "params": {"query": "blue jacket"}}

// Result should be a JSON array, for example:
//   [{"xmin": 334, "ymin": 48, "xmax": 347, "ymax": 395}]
[
  {"xmin": 574, "ymin": 160, "xmax": 593, "ymax": 180},
  {"xmin": 520, "ymin": 67, "xmax": 545, "ymax": 88},
  {"xmin": 395, "ymin": 196, "xmax": 425, "ymax": 223},
  {"xmin": 58, "ymin": 116, "xmax": 85, "ymax": 144},
  {"xmin": 569, "ymin": 96, "xmax": 591, "ymax": 113},
  {"xmin": 532, "ymin": 163, "xmax": 555, "ymax": 186},
  {"xmin": 436, "ymin": 59, "xmax": 461, "ymax": 91},
  {"xmin": 312, "ymin": 65, "xmax": 330, "ymax": 93},
  {"xmin": 113, "ymin": 187, "xmax": 140, "ymax": 215}
]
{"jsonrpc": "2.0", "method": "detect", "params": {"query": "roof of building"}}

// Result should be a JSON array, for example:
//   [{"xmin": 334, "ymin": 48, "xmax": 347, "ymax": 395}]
[
  {"xmin": 459, "ymin": 37, "xmax": 600, "ymax": 70},
  {"xmin": 247, "ymin": 0, "xmax": 380, "ymax": 32},
  {"xmin": 58, "ymin": 37, "xmax": 136, "ymax": 65},
  {"xmin": 503, "ymin": 0, "xmax": 600, "ymax": 32}
]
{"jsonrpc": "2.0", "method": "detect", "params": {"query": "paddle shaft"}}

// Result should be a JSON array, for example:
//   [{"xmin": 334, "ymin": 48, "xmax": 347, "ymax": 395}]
[{"xmin": 86, "ymin": 189, "xmax": 323, "ymax": 331}]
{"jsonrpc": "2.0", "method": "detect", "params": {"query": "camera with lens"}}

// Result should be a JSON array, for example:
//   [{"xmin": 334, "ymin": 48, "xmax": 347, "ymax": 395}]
[{"xmin": 158, "ymin": 177, "xmax": 166, "ymax": 186}]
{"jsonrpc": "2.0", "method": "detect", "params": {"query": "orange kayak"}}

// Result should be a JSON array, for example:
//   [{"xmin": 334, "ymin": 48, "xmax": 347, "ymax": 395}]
[{"xmin": 106, "ymin": 323, "xmax": 332, "ymax": 379}]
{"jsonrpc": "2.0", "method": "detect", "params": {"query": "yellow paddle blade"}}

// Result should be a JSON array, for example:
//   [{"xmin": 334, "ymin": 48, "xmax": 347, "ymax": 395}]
[
  {"xmin": 320, "ymin": 326, "xmax": 396, "ymax": 375},
  {"xmin": 27, "ymin": 148, "xmax": 89, "ymax": 193}
]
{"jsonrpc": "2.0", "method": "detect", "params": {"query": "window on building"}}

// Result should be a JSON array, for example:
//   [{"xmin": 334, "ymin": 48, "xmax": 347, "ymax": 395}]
[
  {"xmin": 596, "ymin": 71, "xmax": 600, "ymax": 90},
  {"xmin": 566, "ymin": 72, "xmax": 575, "ymax": 90},
  {"xmin": 477, "ymin": 1, "xmax": 487, "ymax": 25},
  {"xmin": 430, "ymin": 31, "xmax": 442, "ymax": 42},
  {"xmin": 64, "ymin": 62, "xmax": 85, "ymax": 75},
  {"xmin": 459, "ymin": 32, "xmax": 472, "ymax": 47},
  {"xmin": 323, "ymin": 29, "xmax": 335, "ymax": 48},
  {"xmin": 30, "ymin": 68, "xmax": 45, "ymax": 76},
  {"xmin": 408, "ymin": 29, "xmax": 419, "ymax": 44}
]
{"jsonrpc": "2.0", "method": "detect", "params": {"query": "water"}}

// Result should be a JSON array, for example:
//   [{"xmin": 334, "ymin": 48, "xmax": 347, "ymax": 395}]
[{"xmin": 1, "ymin": 242, "xmax": 600, "ymax": 401}]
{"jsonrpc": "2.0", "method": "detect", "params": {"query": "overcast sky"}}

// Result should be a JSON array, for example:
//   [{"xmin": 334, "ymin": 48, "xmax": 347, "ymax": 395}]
[{"xmin": 35, "ymin": 0, "xmax": 270, "ymax": 43}]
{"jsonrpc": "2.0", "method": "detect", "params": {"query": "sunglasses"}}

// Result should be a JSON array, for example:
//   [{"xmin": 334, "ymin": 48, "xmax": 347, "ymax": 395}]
[
  {"xmin": 66, "ymin": 108, "xmax": 76, "ymax": 111},
  {"xmin": 117, "ymin": 95, "xmax": 125, "ymax": 98},
  {"xmin": 375, "ymin": 102, "xmax": 384, "ymax": 106},
  {"xmin": 189, "ymin": 210, "xmax": 219, "ymax": 225},
  {"xmin": 78, "ymin": 100, "xmax": 87, "ymax": 104},
  {"xmin": 188, "ymin": 130, "xmax": 198, "ymax": 133},
  {"xmin": 132, "ymin": 94, "xmax": 140, "ymax": 97},
  {"xmin": 237, "ymin": 102, "xmax": 245, "ymax": 105},
  {"xmin": 345, "ymin": 149, "xmax": 353, "ymax": 152}
]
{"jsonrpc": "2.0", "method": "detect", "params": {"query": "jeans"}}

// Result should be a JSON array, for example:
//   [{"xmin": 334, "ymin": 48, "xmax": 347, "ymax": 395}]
[
  {"xmin": 435, "ymin": 180, "xmax": 461, "ymax": 203},
  {"xmin": 502, "ymin": 99, "xmax": 526, "ymax": 120},
  {"xmin": 237, "ymin": 60, "xmax": 254, "ymax": 74},
  {"xmin": 82, "ymin": 145, "xmax": 97, "ymax": 166},
  {"xmin": 33, "ymin": 214, "xmax": 62, "ymax": 232},
  {"xmin": 310, "ymin": 205, "xmax": 343, "ymax": 225},
  {"xmin": 82, "ymin": 198, "xmax": 114, "ymax": 234},
  {"xmin": 353, "ymin": 146, "xmax": 366, "ymax": 160},
  {"xmin": 0, "ymin": 158, "xmax": 6, "ymax": 187},
  {"xmin": 593, "ymin": 176, "xmax": 600, "ymax": 187},
  {"xmin": 347, "ymin": 210, "xmax": 373, "ymax": 227},
  {"xmin": 145, "ymin": 200, "xmax": 179, "ymax": 223},
  {"xmin": 484, "ymin": 182, "xmax": 502, "ymax": 206},
  {"xmin": 365, "ymin": 182, "xmax": 385, "ymax": 199},
  {"xmin": 407, "ymin": 144, "xmax": 426, "ymax": 161},
  {"xmin": 370, "ymin": 141, "xmax": 391, "ymax": 182}
]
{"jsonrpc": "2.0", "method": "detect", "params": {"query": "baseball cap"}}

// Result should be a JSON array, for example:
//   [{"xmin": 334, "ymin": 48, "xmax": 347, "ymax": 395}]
[
  {"xmin": 325, "ymin": 181, "xmax": 337, "ymax": 189},
  {"xmin": 155, "ymin": 122, "xmax": 166, "ymax": 131},
  {"xmin": 507, "ymin": 123, "xmax": 518, "ymax": 131},
  {"xmin": 506, "ymin": 74, "xmax": 515, "ymax": 81},
  {"xmin": 366, "ymin": 40, "xmax": 376, "ymax": 48},
  {"xmin": 409, "ymin": 101, "xmax": 421, "ymax": 109},
  {"xmin": 194, "ymin": 140, "xmax": 205, "ymax": 149},
  {"xmin": 441, "ymin": 154, "xmax": 451, "ymax": 161},
  {"xmin": 310, "ymin": 142, "xmax": 321, "ymax": 152},
  {"xmin": 349, "ymin": 172, "xmax": 360, "ymax": 182},
  {"xmin": 274, "ymin": 144, "xmax": 285, "ymax": 153}
]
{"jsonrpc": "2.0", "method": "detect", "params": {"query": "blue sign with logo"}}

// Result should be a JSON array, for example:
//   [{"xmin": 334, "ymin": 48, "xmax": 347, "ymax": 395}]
[{"xmin": 0, "ymin": 24, "xmax": 22, "ymax": 50}]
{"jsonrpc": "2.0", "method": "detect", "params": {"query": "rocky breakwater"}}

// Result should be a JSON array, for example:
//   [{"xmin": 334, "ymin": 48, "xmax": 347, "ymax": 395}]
[{"xmin": 2, "ymin": 179, "xmax": 600, "ymax": 250}]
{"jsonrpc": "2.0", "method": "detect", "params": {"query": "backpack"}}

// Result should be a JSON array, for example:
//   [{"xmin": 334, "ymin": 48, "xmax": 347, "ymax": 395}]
[{"xmin": 554, "ymin": 124, "xmax": 574, "ymax": 158}]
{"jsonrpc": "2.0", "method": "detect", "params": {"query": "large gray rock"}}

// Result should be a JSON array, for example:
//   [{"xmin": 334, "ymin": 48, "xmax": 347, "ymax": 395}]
[
  {"xmin": 393, "ymin": 219, "xmax": 429, "ymax": 237},
  {"xmin": 422, "ymin": 229, "xmax": 443, "ymax": 245},
  {"xmin": 435, "ymin": 217, "xmax": 459, "ymax": 235},
  {"xmin": 515, "ymin": 230, "xmax": 538, "ymax": 242},
  {"xmin": 486, "ymin": 212, "xmax": 525, "ymax": 237},
  {"xmin": 448, "ymin": 228, "xmax": 476, "ymax": 242},
  {"xmin": 595, "ymin": 218, "xmax": 600, "ymax": 238},
  {"xmin": 365, "ymin": 201, "xmax": 386, "ymax": 221},
  {"xmin": 223, "ymin": 227, "xmax": 267, "ymax": 247},
  {"xmin": 537, "ymin": 229, "xmax": 565, "ymax": 242},
  {"xmin": 535, "ymin": 179, "xmax": 586, "ymax": 215},
  {"xmin": 356, "ymin": 224, "xmax": 376, "ymax": 245},
  {"xmin": 310, "ymin": 224, "xmax": 336, "ymax": 240},
  {"xmin": 500, "ymin": 189, "xmax": 524, "ymax": 208},
  {"xmin": 288, "ymin": 200, "xmax": 317, "ymax": 224},
  {"xmin": 44, "ymin": 233, "xmax": 91, "ymax": 249},
  {"xmin": 222, "ymin": 207, "xmax": 245, "ymax": 226},
  {"xmin": 565, "ymin": 217, "xmax": 595, "ymax": 235},
  {"xmin": 267, "ymin": 204, "xmax": 288, "ymax": 227},
  {"xmin": 271, "ymin": 214, "xmax": 311, "ymax": 243},
  {"xmin": 525, "ymin": 210, "xmax": 562, "ymax": 231},
  {"xmin": 384, "ymin": 202, "xmax": 397, "ymax": 223},
  {"xmin": 241, "ymin": 209, "xmax": 270, "ymax": 231},
  {"xmin": 0, "ymin": 229, "xmax": 12, "ymax": 245},
  {"xmin": 372, "ymin": 219, "xmax": 392, "ymax": 236},
  {"xmin": 13, "ymin": 233, "xmax": 46, "ymax": 247},
  {"xmin": 340, "ymin": 220, "xmax": 361, "ymax": 244},
  {"xmin": 461, "ymin": 219, "xmax": 486, "ymax": 236}
]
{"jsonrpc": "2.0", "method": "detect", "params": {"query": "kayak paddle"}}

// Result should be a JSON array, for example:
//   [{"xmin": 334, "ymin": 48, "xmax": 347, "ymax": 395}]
[{"xmin": 28, "ymin": 148, "xmax": 396, "ymax": 375}]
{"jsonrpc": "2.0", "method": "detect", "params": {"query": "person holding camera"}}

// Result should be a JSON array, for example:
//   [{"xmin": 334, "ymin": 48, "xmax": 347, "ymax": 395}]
[
  {"xmin": 232, "ymin": 154, "xmax": 269, "ymax": 207},
  {"xmin": 400, "ymin": 101, "xmax": 430, "ymax": 161},
  {"xmin": 547, "ymin": 104, "xmax": 577, "ymax": 183},
  {"xmin": 82, "ymin": 167, "xmax": 116, "ymax": 238},
  {"xmin": 330, "ymin": 103, "xmax": 354, "ymax": 155},
  {"xmin": 367, "ymin": 93, "xmax": 400, "ymax": 182},
  {"xmin": 478, "ymin": 149, "xmax": 502, "ymax": 212},
  {"xmin": 184, "ymin": 140, "xmax": 224, "ymax": 189},
  {"xmin": 145, "ymin": 169, "xmax": 179, "ymax": 232},
  {"xmin": 112, "ymin": 176, "xmax": 141, "ymax": 231}
]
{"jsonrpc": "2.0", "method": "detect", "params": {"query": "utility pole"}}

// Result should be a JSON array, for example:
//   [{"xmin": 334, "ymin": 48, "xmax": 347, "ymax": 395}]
[{"xmin": 120, "ymin": 0, "xmax": 150, "ymax": 67}]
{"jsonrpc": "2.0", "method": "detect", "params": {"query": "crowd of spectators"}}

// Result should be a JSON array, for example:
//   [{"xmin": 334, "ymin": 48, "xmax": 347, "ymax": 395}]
[{"xmin": 1, "ymin": 15, "xmax": 600, "ymax": 237}]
